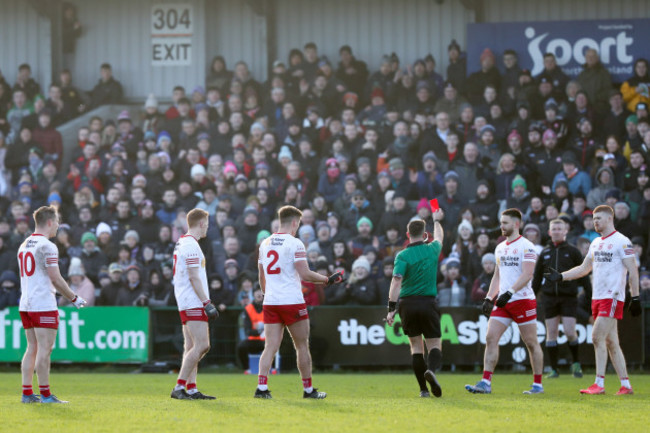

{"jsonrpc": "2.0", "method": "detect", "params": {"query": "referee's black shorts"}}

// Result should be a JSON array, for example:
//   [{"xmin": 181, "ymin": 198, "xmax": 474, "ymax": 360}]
[
  {"xmin": 543, "ymin": 294, "xmax": 578, "ymax": 318},
  {"xmin": 398, "ymin": 296, "xmax": 441, "ymax": 338}
]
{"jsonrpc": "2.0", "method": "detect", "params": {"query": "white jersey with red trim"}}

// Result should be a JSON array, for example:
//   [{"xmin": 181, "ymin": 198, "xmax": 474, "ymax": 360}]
[
  {"xmin": 495, "ymin": 235, "xmax": 538, "ymax": 302},
  {"xmin": 258, "ymin": 233, "xmax": 306, "ymax": 305},
  {"xmin": 589, "ymin": 231, "xmax": 634, "ymax": 302},
  {"xmin": 18, "ymin": 234, "xmax": 59, "ymax": 312},
  {"xmin": 173, "ymin": 234, "xmax": 209, "ymax": 311}
]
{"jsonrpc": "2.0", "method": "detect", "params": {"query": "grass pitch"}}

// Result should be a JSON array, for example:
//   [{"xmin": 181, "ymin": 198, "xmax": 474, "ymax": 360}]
[{"xmin": 1, "ymin": 372, "xmax": 648, "ymax": 432}]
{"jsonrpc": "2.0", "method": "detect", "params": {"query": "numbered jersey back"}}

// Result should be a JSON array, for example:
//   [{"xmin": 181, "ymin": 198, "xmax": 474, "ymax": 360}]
[
  {"xmin": 258, "ymin": 233, "xmax": 307, "ymax": 305},
  {"xmin": 17, "ymin": 234, "xmax": 58, "ymax": 312}
]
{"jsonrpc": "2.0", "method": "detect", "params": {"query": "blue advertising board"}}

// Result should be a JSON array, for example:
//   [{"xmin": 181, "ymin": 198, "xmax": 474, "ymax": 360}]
[{"xmin": 467, "ymin": 19, "xmax": 650, "ymax": 82}]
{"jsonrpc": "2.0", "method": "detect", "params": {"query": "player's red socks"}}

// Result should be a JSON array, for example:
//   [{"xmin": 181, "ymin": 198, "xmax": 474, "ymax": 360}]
[
  {"xmin": 39, "ymin": 385, "xmax": 51, "ymax": 398},
  {"xmin": 186, "ymin": 382, "xmax": 197, "ymax": 394},
  {"xmin": 177, "ymin": 379, "xmax": 186, "ymax": 387},
  {"xmin": 258, "ymin": 375, "xmax": 268, "ymax": 391},
  {"xmin": 302, "ymin": 377, "xmax": 312, "ymax": 390},
  {"xmin": 482, "ymin": 371, "xmax": 493, "ymax": 383},
  {"xmin": 534, "ymin": 374, "xmax": 542, "ymax": 385},
  {"xmin": 22, "ymin": 385, "xmax": 33, "ymax": 396}
]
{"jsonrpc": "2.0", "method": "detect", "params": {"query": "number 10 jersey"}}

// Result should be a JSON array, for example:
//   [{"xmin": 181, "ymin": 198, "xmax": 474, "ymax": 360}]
[
  {"xmin": 18, "ymin": 234, "xmax": 59, "ymax": 312},
  {"xmin": 258, "ymin": 233, "xmax": 307, "ymax": 305}
]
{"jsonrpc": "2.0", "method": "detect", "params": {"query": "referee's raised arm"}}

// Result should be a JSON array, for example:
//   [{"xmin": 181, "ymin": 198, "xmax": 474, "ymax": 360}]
[{"xmin": 432, "ymin": 209, "xmax": 444, "ymax": 245}]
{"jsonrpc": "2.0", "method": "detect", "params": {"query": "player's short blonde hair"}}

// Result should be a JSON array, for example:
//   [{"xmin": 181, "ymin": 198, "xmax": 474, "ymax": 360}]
[
  {"xmin": 593, "ymin": 205, "xmax": 614, "ymax": 216},
  {"xmin": 33, "ymin": 206, "xmax": 58, "ymax": 227},
  {"xmin": 186, "ymin": 208, "xmax": 209, "ymax": 228}
]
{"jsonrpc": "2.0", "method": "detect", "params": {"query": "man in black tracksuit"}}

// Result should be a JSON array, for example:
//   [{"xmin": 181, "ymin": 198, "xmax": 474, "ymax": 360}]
[{"xmin": 532, "ymin": 219, "xmax": 591, "ymax": 379}]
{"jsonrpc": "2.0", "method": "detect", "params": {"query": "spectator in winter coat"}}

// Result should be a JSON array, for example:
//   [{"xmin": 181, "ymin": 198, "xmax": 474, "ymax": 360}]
[
  {"xmin": 576, "ymin": 49, "xmax": 612, "ymax": 113},
  {"xmin": 89, "ymin": 63, "xmax": 123, "ymax": 108}
]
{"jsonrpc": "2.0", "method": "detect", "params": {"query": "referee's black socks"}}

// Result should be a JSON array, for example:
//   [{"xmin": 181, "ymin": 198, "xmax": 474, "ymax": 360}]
[
  {"xmin": 412, "ymin": 354, "xmax": 427, "ymax": 391},
  {"xmin": 569, "ymin": 339, "xmax": 579, "ymax": 364},
  {"xmin": 427, "ymin": 348, "xmax": 442, "ymax": 372}
]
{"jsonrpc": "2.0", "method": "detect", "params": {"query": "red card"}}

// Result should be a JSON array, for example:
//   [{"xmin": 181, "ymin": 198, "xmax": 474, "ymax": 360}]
[{"xmin": 429, "ymin": 198, "xmax": 439, "ymax": 211}]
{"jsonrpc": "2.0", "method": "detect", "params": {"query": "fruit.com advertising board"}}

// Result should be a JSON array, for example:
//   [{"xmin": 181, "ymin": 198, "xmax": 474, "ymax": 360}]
[
  {"xmin": 0, "ymin": 307, "xmax": 149, "ymax": 363},
  {"xmin": 467, "ymin": 19, "xmax": 650, "ymax": 82},
  {"xmin": 309, "ymin": 307, "xmax": 642, "ymax": 366}
]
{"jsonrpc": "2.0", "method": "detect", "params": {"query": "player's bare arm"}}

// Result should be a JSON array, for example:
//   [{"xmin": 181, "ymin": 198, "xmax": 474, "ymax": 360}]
[
  {"xmin": 561, "ymin": 254, "xmax": 593, "ymax": 281},
  {"xmin": 622, "ymin": 256, "xmax": 640, "ymax": 297},
  {"xmin": 295, "ymin": 260, "xmax": 328, "ymax": 284},
  {"xmin": 509, "ymin": 261, "xmax": 535, "ymax": 293},
  {"xmin": 187, "ymin": 267, "xmax": 208, "ymax": 303},
  {"xmin": 46, "ymin": 266, "xmax": 78, "ymax": 302},
  {"xmin": 385, "ymin": 275, "xmax": 402, "ymax": 326},
  {"xmin": 258, "ymin": 263, "xmax": 266, "ymax": 294}
]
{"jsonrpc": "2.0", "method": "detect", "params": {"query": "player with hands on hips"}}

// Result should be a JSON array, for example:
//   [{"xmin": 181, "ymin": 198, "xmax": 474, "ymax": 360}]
[
  {"xmin": 18, "ymin": 206, "xmax": 83, "ymax": 404},
  {"xmin": 170, "ymin": 209, "xmax": 217, "ymax": 400}
]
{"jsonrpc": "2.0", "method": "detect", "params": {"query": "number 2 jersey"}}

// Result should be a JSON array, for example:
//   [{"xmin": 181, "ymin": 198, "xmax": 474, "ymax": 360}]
[
  {"xmin": 495, "ymin": 235, "xmax": 538, "ymax": 302},
  {"xmin": 589, "ymin": 231, "xmax": 634, "ymax": 302},
  {"xmin": 18, "ymin": 234, "xmax": 59, "ymax": 312},
  {"xmin": 258, "ymin": 233, "xmax": 307, "ymax": 305},
  {"xmin": 173, "ymin": 234, "xmax": 209, "ymax": 311}
]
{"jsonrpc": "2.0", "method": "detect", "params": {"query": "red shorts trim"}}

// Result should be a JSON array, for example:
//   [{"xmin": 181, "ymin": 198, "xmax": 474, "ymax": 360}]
[
  {"xmin": 592, "ymin": 299, "xmax": 624, "ymax": 321},
  {"xmin": 20, "ymin": 311, "xmax": 59, "ymax": 329},
  {"xmin": 263, "ymin": 303, "xmax": 308, "ymax": 326},
  {"xmin": 491, "ymin": 299, "xmax": 537, "ymax": 324},
  {"xmin": 179, "ymin": 308, "xmax": 209, "ymax": 325}
]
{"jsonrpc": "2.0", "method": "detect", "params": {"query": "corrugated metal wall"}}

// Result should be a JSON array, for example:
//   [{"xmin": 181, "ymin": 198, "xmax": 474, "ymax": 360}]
[
  {"xmin": 204, "ymin": 1, "xmax": 267, "ymax": 84},
  {"xmin": 483, "ymin": 0, "xmax": 650, "ymax": 22},
  {"xmin": 275, "ymin": 0, "xmax": 473, "ymax": 77},
  {"xmin": 0, "ymin": 0, "xmax": 52, "ymax": 95},
  {"xmin": 68, "ymin": 0, "xmax": 206, "ymax": 100}
]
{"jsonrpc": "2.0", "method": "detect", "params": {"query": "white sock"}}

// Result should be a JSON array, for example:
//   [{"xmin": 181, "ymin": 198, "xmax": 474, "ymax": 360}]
[
  {"xmin": 187, "ymin": 388, "xmax": 198, "ymax": 395},
  {"xmin": 258, "ymin": 384, "xmax": 268, "ymax": 391},
  {"xmin": 304, "ymin": 386, "xmax": 313, "ymax": 393},
  {"xmin": 595, "ymin": 375, "xmax": 605, "ymax": 387},
  {"xmin": 174, "ymin": 384, "xmax": 184, "ymax": 391},
  {"xmin": 481, "ymin": 379, "xmax": 491, "ymax": 386},
  {"xmin": 620, "ymin": 378, "xmax": 631, "ymax": 388}
]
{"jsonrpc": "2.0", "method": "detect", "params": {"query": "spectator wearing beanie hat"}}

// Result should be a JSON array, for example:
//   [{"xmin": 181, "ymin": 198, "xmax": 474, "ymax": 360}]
[
  {"xmin": 80, "ymin": 231, "xmax": 107, "ymax": 286},
  {"xmin": 503, "ymin": 174, "xmax": 531, "ymax": 215},
  {"xmin": 60, "ymin": 257, "xmax": 95, "ymax": 306},
  {"xmin": 466, "ymin": 48, "xmax": 501, "ymax": 105},
  {"xmin": 531, "ymin": 128, "xmax": 563, "ymax": 194},
  {"xmin": 318, "ymin": 158, "xmax": 345, "ymax": 205},
  {"xmin": 471, "ymin": 253, "xmax": 496, "ymax": 303},
  {"xmin": 438, "ymin": 256, "xmax": 470, "ymax": 307},
  {"xmin": 328, "ymin": 255, "xmax": 378, "ymax": 305}
]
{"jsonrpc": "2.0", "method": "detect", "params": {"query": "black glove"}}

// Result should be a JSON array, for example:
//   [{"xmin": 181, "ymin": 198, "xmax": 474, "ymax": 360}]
[
  {"xmin": 544, "ymin": 267, "xmax": 563, "ymax": 283},
  {"xmin": 326, "ymin": 271, "xmax": 345, "ymax": 286},
  {"xmin": 482, "ymin": 297, "xmax": 494, "ymax": 316},
  {"xmin": 628, "ymin": 296, "xmax": 642, "ymax": 317},
  {"xmin": 495, "ymin": 291, "xmax": 513, "ymax": 308},
  {"xmin": 204, "ymin": 302, "xmax": 219, "ymax": 320}
]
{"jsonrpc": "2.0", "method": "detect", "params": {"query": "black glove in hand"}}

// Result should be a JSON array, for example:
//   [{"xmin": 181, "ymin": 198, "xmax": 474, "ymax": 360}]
[
  {"xmin": 544, "ymin": 267, "xmax": 563, "ymax": 283},
  {"xmin": 495, "ymin": 291, "xmax": 513, "ymax": 308},
  {"xmin": 204, "ymin": 302, "xmax": 219, "ymax": 320},
  {"xmin": 628, "ymin": 296, "xmax": 642, "ymax": 317},
  {"xmin": 327, "ymin": 271, "xmax": 345, "ymax": 286},
  {"xmin": 482, "ymin": 297, "xmax": 494, "ymax": 316}
]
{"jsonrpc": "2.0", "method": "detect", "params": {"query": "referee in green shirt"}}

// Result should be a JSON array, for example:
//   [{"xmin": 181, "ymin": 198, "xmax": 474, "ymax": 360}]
[{"xmin": 386, "ymin": 209, "xmax": 444, "ymax": 398}]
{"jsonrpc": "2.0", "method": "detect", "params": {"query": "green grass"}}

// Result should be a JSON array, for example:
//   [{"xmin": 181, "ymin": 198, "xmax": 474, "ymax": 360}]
[{"xmin": 1, "ymin": 372, "xmax": 648, "ymax": 432}]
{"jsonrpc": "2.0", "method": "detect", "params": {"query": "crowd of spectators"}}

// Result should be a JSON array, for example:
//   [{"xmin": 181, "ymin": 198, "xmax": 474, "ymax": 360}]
[{"xmin": 1, "ymin": 40, "xmax": 650, "ymax": 313}]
